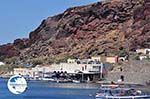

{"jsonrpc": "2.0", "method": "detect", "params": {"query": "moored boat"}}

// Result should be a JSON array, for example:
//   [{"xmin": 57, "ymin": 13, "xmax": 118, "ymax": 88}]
[
  {"xmin": 95, "ymin": 85, "xmax": 150, "ymax": 99},
  {"xmin": 56, "ymin": 78, "xmax": 72, "ymax": 83},
  {"xmin": 42, "ymin": 77, "xmax": 56, "ymax": 81}
]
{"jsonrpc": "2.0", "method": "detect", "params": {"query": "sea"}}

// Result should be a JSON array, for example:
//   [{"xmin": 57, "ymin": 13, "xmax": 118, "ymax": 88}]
[{"xmin": 0, "ymin": 79, "xmax": 150, "ymax": 99}]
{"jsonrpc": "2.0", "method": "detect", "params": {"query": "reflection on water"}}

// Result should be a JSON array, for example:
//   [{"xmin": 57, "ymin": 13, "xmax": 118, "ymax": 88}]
[
  {"xmin": 48, "ymin": 82, "xmax": 100, "ymax": 89},
  {"xmin": 0, "ymin": 79, "xmax": 98, "ymax": 99}
]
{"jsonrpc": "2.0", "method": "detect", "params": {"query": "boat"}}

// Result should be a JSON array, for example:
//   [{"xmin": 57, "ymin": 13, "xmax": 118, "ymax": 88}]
[
  {"xmin": 95, "ymin": 85, "xmax": 150, "ymax": 99},
  {"xmin": 56, "ymin": 78, "xmax": 72, "ymax": 83},
  {"xmin": 42, "ymin": 77, "xmax": 56, "ymax": 81},
  {"xmin": 72, "ymin": 80, "xmax": 80, "ymax": 83},
  {"xmin": 42, "ymin": 77, "xmax": 72, "ymax": 83}
]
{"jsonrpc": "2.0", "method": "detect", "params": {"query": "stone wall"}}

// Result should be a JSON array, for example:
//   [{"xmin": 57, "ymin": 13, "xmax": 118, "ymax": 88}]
[{"xmin": 106, "ymin": 71, "xmax": 150, "ymax": 85}]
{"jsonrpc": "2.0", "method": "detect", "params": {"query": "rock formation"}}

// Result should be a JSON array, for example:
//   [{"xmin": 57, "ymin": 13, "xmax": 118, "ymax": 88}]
[{"xmin": 0, "ymin": 0, "xmax": 149, "ymax": 63}]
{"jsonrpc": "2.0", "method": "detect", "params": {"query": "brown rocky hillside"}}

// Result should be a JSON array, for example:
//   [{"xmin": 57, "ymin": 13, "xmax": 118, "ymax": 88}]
[{"xmin": 0, "ymin": 0, "xmax": 149, "ymax": 63}]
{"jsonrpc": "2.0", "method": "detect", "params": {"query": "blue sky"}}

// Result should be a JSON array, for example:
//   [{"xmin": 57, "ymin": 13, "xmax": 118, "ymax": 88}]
[{"xmin": 0, "ymin": 0, "xmax": 98, "ymax": 45}]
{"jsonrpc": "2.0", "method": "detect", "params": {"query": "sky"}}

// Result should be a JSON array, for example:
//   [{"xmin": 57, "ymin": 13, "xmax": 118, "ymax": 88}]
[{"xmin": 0, "ymin": 0, "xmax": 98, "ymax": 45}]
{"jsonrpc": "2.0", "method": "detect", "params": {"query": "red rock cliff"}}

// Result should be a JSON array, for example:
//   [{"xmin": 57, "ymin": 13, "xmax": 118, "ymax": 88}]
[{"xmin": 0, "ymin": 0, "xmax": 149, "ymax": 61}]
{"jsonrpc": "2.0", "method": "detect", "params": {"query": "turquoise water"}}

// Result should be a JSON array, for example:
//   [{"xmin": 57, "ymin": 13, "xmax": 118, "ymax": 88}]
[{"xmin": 0, "ymin": 79, "xmax": 98, "ymax": 99}]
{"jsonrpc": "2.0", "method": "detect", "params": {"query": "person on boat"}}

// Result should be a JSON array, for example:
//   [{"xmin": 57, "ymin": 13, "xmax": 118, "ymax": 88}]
[{"xmin": 119, "ymin": 90, "xmax": 126, "ymax": 96}]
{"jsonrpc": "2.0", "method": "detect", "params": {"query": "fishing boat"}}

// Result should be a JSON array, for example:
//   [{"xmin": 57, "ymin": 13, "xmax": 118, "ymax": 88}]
[{"xmin": 95, "ymin": 85, "xmax": 150, "ymax": 99}]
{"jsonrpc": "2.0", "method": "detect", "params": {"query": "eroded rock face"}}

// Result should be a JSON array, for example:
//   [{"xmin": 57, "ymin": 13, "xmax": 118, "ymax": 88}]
[
  {"xmin": 0, "ymin": 44, "xmax": 19, "ymax": 59},
  {"xmin": 13, "ymin": 38, "xmax": 31, "ymax": 49},
  {"xmin": 0, "ymin": 38, "xmax": 31, "ymax": 60},
  {"xmin": 0, "ymin": 0, "xmax": 150, "ymax": 61}
]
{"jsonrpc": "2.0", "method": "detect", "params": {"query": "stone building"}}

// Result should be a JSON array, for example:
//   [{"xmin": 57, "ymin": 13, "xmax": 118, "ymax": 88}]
[{"xmin": 91, "ymin": 56, "xmax": 118, "ymax": 63}]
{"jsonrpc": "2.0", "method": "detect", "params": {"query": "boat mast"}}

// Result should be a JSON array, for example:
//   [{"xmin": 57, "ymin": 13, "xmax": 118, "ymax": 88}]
[{"xmin": 100, "ymin": 63, "xmax": 103, "ymax": 79}]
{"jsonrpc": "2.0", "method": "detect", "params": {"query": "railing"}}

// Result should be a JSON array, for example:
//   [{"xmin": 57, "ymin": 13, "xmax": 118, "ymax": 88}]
[{"xmin": 96, "ymin": 95, "xmax": 150, "ymax": 99}]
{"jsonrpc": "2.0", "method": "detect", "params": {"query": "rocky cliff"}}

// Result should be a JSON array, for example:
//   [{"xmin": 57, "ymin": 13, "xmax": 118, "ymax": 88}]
[{"xmin": 0, "ymin": 0, "xmax": 149, "ymax": 63}]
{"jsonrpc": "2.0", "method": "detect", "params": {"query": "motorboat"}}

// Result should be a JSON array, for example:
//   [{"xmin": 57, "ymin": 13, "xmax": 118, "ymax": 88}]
[
  {"xmin": 42, "ymin": 77, "xmax": 72, "ymax": 83},
  {"xmin": 95, "ymin": 84, "xmax": 150, "ymax": 99},
  {"xmin": 42, "ymin": 77, "xmax": 56, "ymax": 81},
  {"xmin": 72, "ymin": 80, "xmax": 80, "ymax": 83},
  {"xmin": 56, "ymin": 78, "xmax": 72, "ymax": 83}
]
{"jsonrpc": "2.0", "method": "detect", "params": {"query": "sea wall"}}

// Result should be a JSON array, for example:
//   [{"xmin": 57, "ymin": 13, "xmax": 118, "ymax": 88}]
[{"xmin": 106, "ymin": 71, "xmax": 150, "ymax": 85}]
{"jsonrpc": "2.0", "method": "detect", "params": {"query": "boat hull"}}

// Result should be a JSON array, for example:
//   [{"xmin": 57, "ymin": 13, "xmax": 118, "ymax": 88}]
[{"xmin": 96, "ymin": 95, "xmax": 150, "ymax": 99}]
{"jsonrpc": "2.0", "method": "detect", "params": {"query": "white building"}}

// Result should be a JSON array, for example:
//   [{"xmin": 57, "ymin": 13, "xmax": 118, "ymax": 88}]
[
  {"xmin": 49, "ymin": 59, "xmax": 112, "ymax": 81},
  {"xmin": 136, "ymin": 48, "xmax": 150, "ymax": 55},
  {"xmin": 13, "ymin": 58, "xmax": 112, "ymax": 81},
  {"xmin": 32, "ymin": 65, "xmax": 51, "ymax": 73},
  {"xmin": 49, "ymin": 59, "xmax": 106, "ymax": 74},
  {"xmin": 31, "ymin": 65, "xmax": 52, "ymax": 78},
  {"xmin": 50, "ymin": 62, "xmax": 101, "ymax": 74}
]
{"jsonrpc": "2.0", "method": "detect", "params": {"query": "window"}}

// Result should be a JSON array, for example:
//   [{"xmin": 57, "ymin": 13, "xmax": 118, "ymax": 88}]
[
  {"xmin": 93, "ymin": 66, "xmax": 99, "ymax": 69},
  {"xmin": 82, "ymin": 67, "xmax": 84, "ymax": 71}
]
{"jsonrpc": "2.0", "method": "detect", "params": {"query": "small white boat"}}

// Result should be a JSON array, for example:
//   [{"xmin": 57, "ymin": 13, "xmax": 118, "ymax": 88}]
[
  {"xmin": 42, "ymin": 77, "xmax": 56, "ymax": 81},
  {"xmin": 95, "ymin": 85, "xmax": 150, "ymax": 99},
  {"xmin": 72, "ymin": 80, "xmax": 80, "ymax": 83},
  {"xmin": 56, "ymin": 78, "xmax": 72, "ymax": 83}
]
